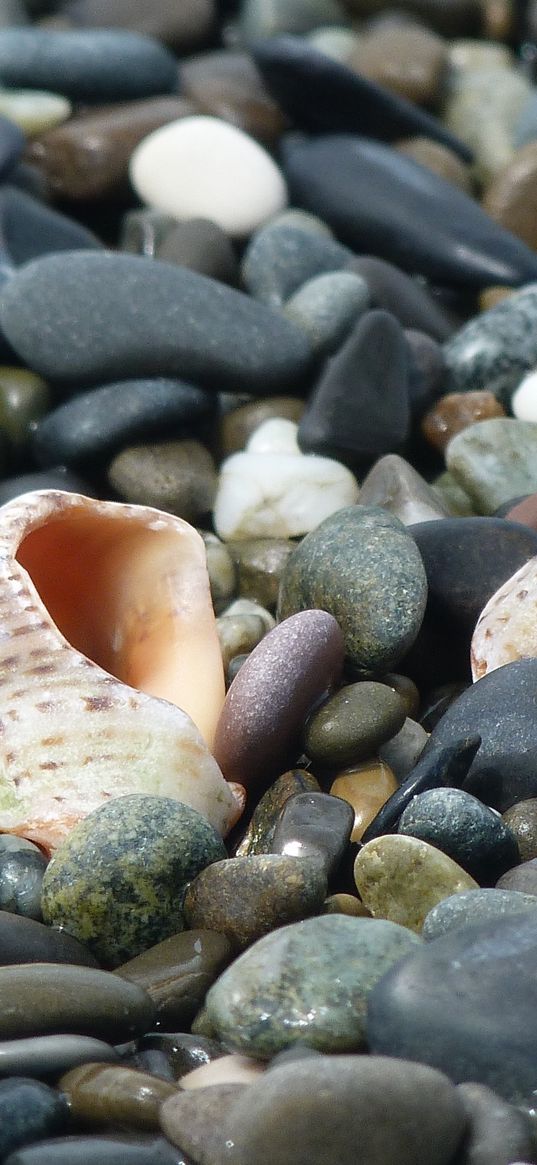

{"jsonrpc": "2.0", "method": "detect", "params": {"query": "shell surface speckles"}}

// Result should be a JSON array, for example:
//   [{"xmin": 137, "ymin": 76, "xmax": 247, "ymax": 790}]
[
  {"xmin": 471, "ymin": 555, "xmax": 537, "ymax": 680},
  {"xmin": 0, "ymin": 489, "xmax": 236, "ymax": 851}
]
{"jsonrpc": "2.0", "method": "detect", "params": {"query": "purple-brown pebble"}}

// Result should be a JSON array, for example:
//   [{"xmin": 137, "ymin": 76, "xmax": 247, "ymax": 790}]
[{"xmin": 213, "ymin": 609, "xmax": 344, "ymax": 794}]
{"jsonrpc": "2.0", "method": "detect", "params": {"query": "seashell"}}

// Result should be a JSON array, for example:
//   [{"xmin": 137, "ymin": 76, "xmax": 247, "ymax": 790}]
[
  {"xmin": 471, "ymin": 555, "xmax": 537, "ymax": 681},
  {"xmin": 0, "ymin": 489, "xmax": 240, "ymax": 853}
]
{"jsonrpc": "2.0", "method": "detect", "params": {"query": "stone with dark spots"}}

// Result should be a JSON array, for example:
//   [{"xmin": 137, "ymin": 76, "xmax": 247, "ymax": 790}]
[
  {"xmin": 0, "ymin": 251, "xmax": 312, "ymax": 392},
  {"xmin": 213, "ymin": 610, "xmax": 344, "ymax": 795},
  {"xmin": 297, "ymin": 309, "xmax": 411, "ymax": 471},
  {"xmin": 361, "ymin": 736, "xmax": 481, "ymax": 843},
  {"xmin": 235, "ymin": 768, "xmax": 321, "ymax": 857},
  {"xmin": 0, "ymin": 912, "xmax": 98, "ymax": 967},
  {"xmin": 282, "ymin": 135, "xmax": 537, "ymax": 288},
  {"xmin": 113, "ymin": 930, "xmax": 233, "ymax": 1031},
  {"xmin": 278, "ymin": 506, "xmax": 428, "ymax": 675},
  {"xmin": 253, "ymin": 36, "xmax": 472, "ymax": 159},
  {"xmin": 0, "ymin": 963, "xmax": 154, "ymax": 1041},
  {"xmin": 31, "ymin": 379, "xmax": 215, "ymax": 468},
  {"xmin": 397, "ymin": 787, "xmax": 520, "ymax": 885},
  {"xmin": 367, "ymin": 912, "xmax": 537, "ymax": 1102},
  {"xmin": 0, "ymin": 1078, "xmax": 68, "ymax": 1160},
  {"xmin": 183, "ymin": 853, "xmax": 327, "ymax": 950},
  {"xmin": 443, "ymin": 283, "xmax": 537, "ymax": 400},
  {"xmin": 41, "ymin": 795, "xmax": 226, "ymax": 967},
  {"xmin": 401, "ymin": 516, "xmax": 537, "ymax": 685},
  {"xmin": 271, "ymin": 792, "xmax": 354, "ymax": 878}
]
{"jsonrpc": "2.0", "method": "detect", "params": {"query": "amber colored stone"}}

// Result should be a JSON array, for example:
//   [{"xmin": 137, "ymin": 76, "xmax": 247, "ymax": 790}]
[
  {"xmin": 330, "ymin": 760, "xmax": 399, "ymax": 843},
  {"xmin": 179, "ymin": 51, "xmax": 287, "ymax": 147},
  {"xmin": 421, "ymin": 391, "xmax": 505, "ymax": 454},
  {"xmin": 322, "ymin": 892, "xmax": 372, "ymax": 917},
  {"xmin": 396, "ymin": 136, "xmax": 473, "ymax": 194},
  {"xmin": 218, "ymin": 397, "xmax": 304, "ymax": 459},
  {"xmin": 483, "ymin": 142, "xmax": 537, "ymax": 253},
  {"xmin": 26, "ymin": 96, "xmax": 197, "ymax": 200},
  {"xmin": 348, "ymin": 23, "xmax": 447, "ymax": 106},
  {"xmin": 479, "ymin": 286, "xmax": 514, "ymax": 312},
  {"xmin": 59, "ymin": 1062, "xmax": 177, "ymax": 1130}
]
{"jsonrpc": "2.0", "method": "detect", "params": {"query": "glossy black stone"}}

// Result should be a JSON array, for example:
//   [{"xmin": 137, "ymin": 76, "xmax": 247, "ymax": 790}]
[
  {"xmin": 133, "ymin": 1033, "xmax": 225, "ymax": 1082},
  {"xmin": 282, "ymin": 135, "xmax": 537, "ymax": 289},
  {"xmin": 0, "ymin": 1077, "xmax": 68, "ymax": 1159},
  {"xmin": 360, "ymin": 736, "xmax": 481, "ymax": 844},
  {"xmin": 297, "ymin": 309, "xmax": 411, "ymax": 471},
  {"xmin": 271, "ymin": 791, "xmax": 354, "ymax": 879},
  {"xmin": 345, "ymin": 256, "xmax": 456, "ymax": 343},
  {"xmin": 253, "ymin": 36, "xmax": 472, "ymax": 160},
  {"xmin": 398, "ymin": 787, "xmax": 520, "ymax": 885},
  {"xmin": 3, "ymin": 1135, "xmax": 189, "ymax": 1165}
]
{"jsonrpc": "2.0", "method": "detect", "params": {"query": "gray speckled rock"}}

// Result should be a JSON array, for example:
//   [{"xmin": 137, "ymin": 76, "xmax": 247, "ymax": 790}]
[
  {"xmin": 445, "ymin": 418, "xmax": 537, "ymax": 514},
  {"xmin": 284, "ymin": 270, "xmax": 369, "ymax": 356},
  {"xmin": 422, "ymin": 888, "xmax": 537, "ymax": 940},
  {"xmin": 443, "ymin": 284, "xmax": 537, "ymax": 401},
  {"xmin": 278, "ymin": 505, "xmax": 428, "ymax": 674},
  {"xmin": 398, "ymin": 787, "xmax": 520, "ymax": 885},
  {"xmin": 41, "ymin": 794, "xmax": 227, "ymax": 968},
  {"xmin": 241, "ymin": 220, "xmax": 351, "ymax": 307},
  {"xmin": 205, "ymin": 914, "xmax": 422, "ymax": 1058},
  {"xmin": 0, "ymin": 251, "xmax": 313, "ymax": 392}
]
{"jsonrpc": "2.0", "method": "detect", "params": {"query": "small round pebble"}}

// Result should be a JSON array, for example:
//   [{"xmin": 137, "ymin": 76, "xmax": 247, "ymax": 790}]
[{"xmin": 304, "ymin": 681, "xmax": 406, "ymax": 769}]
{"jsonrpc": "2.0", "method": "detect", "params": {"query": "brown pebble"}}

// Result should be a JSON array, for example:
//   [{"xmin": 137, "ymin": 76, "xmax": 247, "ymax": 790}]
[
  {"xmin": 396, "ymin": 136, "xmax": 473, "ymax": 193},
  {"xmin": 349, "ymin": 22, "xmax": 447, "ymax": 106},
  {"xmin": 330, "ymin": 760, "xmax": 399, "ymax": 842},
  {"xmin": 114, "ymin": 930, "xmax": 233, "ymax": 1030},
  {"xmin": 421, "ymin": 391, "xmax": 505, "ymax": 453},
  {"xmin": 502, "ymin": 799, "xmax": 537, "ymax": 863},
  {"xmin": 483, "ymin": 142, "xmax": 537, "ymax": 252},
  {"xmin": 504, "ymin": 493, "xmax": 537, "ymax": 530},
  {"xmin": 322, "ymin": 893, "xmax": 372, "ymax": 917},
  {"xmin": 180, "ymin": 50, "xmax": 287, "ymax": 146},
  {"xmin": 59, "ymin": 1062, "xmax": 177, "ymax": 1130}
]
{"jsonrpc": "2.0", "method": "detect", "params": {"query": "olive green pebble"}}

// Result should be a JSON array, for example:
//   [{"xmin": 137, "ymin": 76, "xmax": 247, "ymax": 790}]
[
  {"xmin": 0, "ymin": 367, "xmax": 50, "ymax": 452},
  {"xmin": 304, "ymin": 682, "xmax": 407, "ymax": 769},
  {"xmin": 41, "ymin": 794, "xmax": 227, "ymax": 968}
]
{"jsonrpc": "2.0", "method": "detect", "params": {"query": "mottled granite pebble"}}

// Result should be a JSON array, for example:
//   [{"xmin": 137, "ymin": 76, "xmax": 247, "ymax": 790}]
[
  {"xmin": 354, "ymin": 834, "xmax": 479, "ymax": 931},
  {"xmin": 422, "ymin": 888, "xmax": 537, "ymax": 940},
  {"xmin": 443, "ymin": 283, "xmax": 537, "ymax": 399}
]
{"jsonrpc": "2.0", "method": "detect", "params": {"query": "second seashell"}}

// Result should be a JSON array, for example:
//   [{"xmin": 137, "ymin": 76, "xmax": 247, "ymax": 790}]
[
  {"xmin": 0, "ymin": 489, "xmax": 240, "ymax": 853},
  {"xmin": 471, "ymin": 555, "xmax": 537, "ymax": 681}
]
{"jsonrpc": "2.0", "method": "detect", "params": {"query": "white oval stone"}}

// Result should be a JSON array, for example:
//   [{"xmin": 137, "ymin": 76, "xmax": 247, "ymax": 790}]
[
  {"xmin": 247, "ymin": 417, "xmax": 301, "ymax": 455},
  {"xmin": 129, "ymin": 115, "xmax": 288, "ymax": 238},
  {"xmin": 0, "ymin": 88, "xmax": 71, "ymax": 135},
  {"xmin": 471, "ymin": 555, "xmax": 537, "ymax": 681},
  {"xmin": 511, "ymin": 370, "xmax": 537, "ymax": 421}
]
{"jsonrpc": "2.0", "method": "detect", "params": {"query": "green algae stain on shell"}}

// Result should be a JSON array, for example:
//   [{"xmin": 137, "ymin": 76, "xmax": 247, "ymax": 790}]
[{"xmin": 41, "ymin": 794, "xmax": 227, "ymax": 968}]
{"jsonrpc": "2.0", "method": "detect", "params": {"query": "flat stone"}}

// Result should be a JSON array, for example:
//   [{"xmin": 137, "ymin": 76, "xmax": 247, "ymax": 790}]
[
  {"xmin": 421, "ymin": 390, "xmax": 505, "ymax": 453},
  {"xmin": 367, "ymin": 912, "xmax": 537, "ymax": 1102},
  {"xmin": 160, "ymin": 1083, "xmax": 247, "ymax": 1165},
  {"xmin": 297, "ymin": 309, "xmax": 411, "ymax": 470},
  {"xmin": 278, "ymin": 505, "xmax": 428, "ymax": 675},
  {"xmin": 235, "ymin": 768, "xmax": 321, "ymax": 857},
  {"xmin": 0, "ymin": 252, "xmax": 313, "ymax": 392},
  {"xmin": 455, "ymin": 1082, "xmax": 536, "ymax": 1165},
  {"xmin": 422, "ymin": 888, "xmax": 537, "ymax": 940},
  {"xmin": 179, "ymin": 49, "xmax": 286, "ymax": 147},
  {"xmin": 282, "ymin": 134, "xmax": 537, "ymax": 288},
  {"xmin": 502, "ymin": 798, "xmax": 537, "ymax": 863},
  {"xmin": 0, "ymin": 912, "xmax": 98, "ymax": 967},
  {"xmin": 446, "ymin": 419, "xmax": 537, "ymax": 513},
  {"xmin": 330, "ymin": 760, "xmax": 399, "ymax": 842},
  {"xmin": 2, "ymin": 1134, "xmax": 187, "ymax": 1164},
  {"xmin": 284, "ymin": 270, "xmax": 369, "ymax": 357},
  {"xmin": 0, "ymin": 28, "xmax": 178, "ymax": 102},
  {"xmin": 114, "ymin": 930, "xmax": 233, "ymax": 1030},
  {"xmin": 357, "ymin": 454, "xmax": 451, "ymax": 525},
  {"xmin": 241, "ymin": 219, "xmax": 351, "ymax": 307},
  {"xmin": 304, "ymin": 681, "xmax": 406, "ymax": 769},
  {"xmin": 219, "ymin": 1055, "xmax": 465, "ymax": 1165},
  {"xmin": 0, "ymin": 1035, "xmax": 118, "ymax": 1080},
  {"xmin": 61, "ymin": 0, "xmax": 215, "ymax": 52},
  {"xmin": 354, "ymin": 834, "xmax": 478, "ymax": 931},
  {"xmin": 205, "ymin": 914, "xmax": 422, "ymax": 1057},
  {"xmin": 443, "ymin": 283, "xmax": 537, "ymax": 400},
  {"xmin": 0, "ymin": 963, "xmax": 154, "ymax": 1041},
  {"xmin": 41, "ymin": 794, "xmax": 227, "ymax": 968},
  {"xmin": 397, "ymin": 787, "xmax": 520, "ymax": 884},
  {"xmin": 58, "ymin": 1063, "xmax": 177, "ymax": 1131},
  {"xmin": 345, "ymin": 255, "xmax": 455, "ymax": 342},
  {"xmin": 396, "ymin": 135, "xmax": 473, "ymax": 194},
  {"xmin": 0, "ymin": 1078, "xmax": 68, "ymax": 1160},
  {"xmin": 213, "ymin": 610, "xmax": 344, "ymax": 794},
  {"xmin": 349, "ymin": 21, "xmax": 447, "ymax": 106},
  {"xmin": 471, "ymin": 556, "xmax": 537, "ymax": 681},
  {"xmin": 183, "ymin": 854, "xmax": 327, "ymax": 950},
  {"xmin": 271, "ymin": 791, "xmax": 354, "ymax": 878},
  {"xmin": 107, "ymin": 439, "xmax": 217, "ymax": 520}
]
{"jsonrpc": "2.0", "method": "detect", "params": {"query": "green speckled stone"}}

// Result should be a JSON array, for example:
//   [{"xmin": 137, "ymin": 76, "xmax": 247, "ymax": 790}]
[
  {"xmin": 205, "ymin": 914, "xmax": 421, "ymax": 1058},
  {"xmin": 445, "ymin": 417, "xmax": 537, "ymax": 515},
  {"xmin": 278, "ymin": 505, "xmax": 428, "ymax": 674},
  {"xmin": 235, "ymin": 768, "xmax": 320, "ymax": 857},
  {"xmin": 41, "ymin": 794, "xmax": 227, "ymax": 968}
]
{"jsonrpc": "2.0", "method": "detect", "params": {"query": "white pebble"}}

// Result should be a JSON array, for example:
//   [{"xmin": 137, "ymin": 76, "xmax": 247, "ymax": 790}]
[
  {"xmin": 511, "ymin": 370, "xmax": 537, "ymax": 421},
  {"xmin": 129, "ymin": 115, "xmax": 288, "ymax": 238},
  {"xmin": 0, "ymin": 88, "xmax": 71, "ymax": 135},
  {"xmin": 247, "ymin": 417, "xmax": 301, "ymax": 455}
]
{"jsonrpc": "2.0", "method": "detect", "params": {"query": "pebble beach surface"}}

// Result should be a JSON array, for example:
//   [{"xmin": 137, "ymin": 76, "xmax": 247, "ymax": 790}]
[{"xmin": 2, "ymin": 1, "xmax": 537, "ymax": 1163}]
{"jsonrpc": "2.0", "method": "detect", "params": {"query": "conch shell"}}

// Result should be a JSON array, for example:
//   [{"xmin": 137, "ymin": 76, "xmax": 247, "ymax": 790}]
[{"xmin": 0, "ymin": 489, "xmax": 240, "ymax": 853}]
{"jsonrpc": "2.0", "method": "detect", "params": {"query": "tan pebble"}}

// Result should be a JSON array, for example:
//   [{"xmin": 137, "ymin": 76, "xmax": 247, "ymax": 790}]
[
  {"xmin": 483, "ymin": 142, "xmax": 537, "ymax": 252},
  {"xmin": 322, "ymin": 893, "xmax": 371, "ymax": 917},
  {"xmin": 421, "ymin": 391, "xmax": 505, "ymax": 454},
  {"xmin": 348, "ymin": 23, "xmax": 447, "ymax": 106},
  {"xmin": 353, "ymin": 834, "xmax": 478, "ymax": 933},
  {"xmin": 330, "ymin": 761, "xmax": 398, "ymax": 843},
  {"xmin": 471, "ymin": 555, "xmax": 537, "ymax": 680},
  {"xmin": 479, "ymin": 285, "xmax": 514, "ymax": 312},
  {"xmin": 396, "ymin": 136, "xmax": 473, "ymax": 194},
  {"xmin": 180, "ymin": 1053, "xmax": 265, "ymax": 1089}
]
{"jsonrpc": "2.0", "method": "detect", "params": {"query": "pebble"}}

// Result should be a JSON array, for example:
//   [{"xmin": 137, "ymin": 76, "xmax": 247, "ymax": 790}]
[
  {"xmin": 0, "ymin": 912, "xmax": 98, "ymax": 967},
  {"xmin": 502, "ymin": 798, "xmax": 537, "ymax": 862},
  {"xmin": 496, "ymin": 856, "xmax": 537, "ymax": 894},
  {"xmin": 512, "ymin": 368, "xmax": 537, "ymax": 420},
  {"xmin": 130, "ymin": 116, "xmax": 288, "ymax": 238},
  {"xmin": 0, "ymin": 963, "xmax": 154, "ymax": 1041},
  {"xmin": 160, "ymin": 1083, "xmax": 247, "ymax": 1165},
  {"xmin": 443, "ymin": 283, "xmax": 537, "ymax": 400},
  {"xmin": 421, "ymin": 390, "xmax": 506, "ymax": 454},
  {"xmin": 270, "ymin": 790, "xmax": 354, "ymax": 877},
  {"xmin": 3, "ymin": 1135, "xmax": 187, "ymax": 1165},
  {"xmin": 235, "ymin": 768, "xmax": 321, "ymax": 857},
  {"xmin": 179, "ymin": 50, "xmax": 286, "ymax": 147},
  {"xmin": 484, "ymin": 141, "xmax": 537, "ymax": 254},
  {"xmin": 367, "ymin": 912, "xmax": 537, "ymax": 1102},
  {"xmin": 455, "ymin": 1082, "xmax": 536, "ymax": 1165},
  {"xmin": 183, "ymin": 853, "xmax": 327, "ymax": 950},
  {"xmin": 216, "ymin": 611, "xmax": 267, "ymax": 672},
  {"xmin": 0, "ymin": 1078, "xmax": 68, "ymax": 1160},
  {"xmin": 241, "ymin": 219, "xmax": 351, "ymax": 307},
  {"xmin": 397, "ymin": 786, "xmax": 520, "ymax": 884},
  {"xmin": 422, "ymin": 887, "xmax": 537, "ymax": 940},
  {"xmin": 0, "ymin": 115, "xmax": 24, "ymax": 181},
  {"xmin": 0, "ymin": 836, "xmax": 47, "ymax": 920},
  {"xmin": 114, "ymin": 930, "xmax": 233, "ymax": 1030},
  {"xmin": 58, "ymin": 1063, "xmax": 177, "ymax": 1131},
  {"xmin": 0, "ymin": 184, "xmax": 102, "ymax": 266},
  {"xmin": 0, "ymin": 367, "xmax": 50, "ymax": 455},
  {"xmin": 202, "ymin": 533, "xmax": 236, "ymax": 613},
  {"xmin": 357, "ymin": 454, "xmax": 451, "ymax": 525},
  {"xmin": 349, "ymin": 21, "xmax": 447, "ymax": 106},
  {"xmin": 61, "ymin": 0, "xmax": 216, "ymax": 52},
  {"xmin": 278, "ymin": 505, "xmax": 428, "ymax": 675},
  {"xmin": 211, "ymin": 1054, "xmax": 466, "ymax": 1165},
  {"xmin": 344, "ymin": 254, "xmax": 455, "ymax": 342},
  {"xmin": 378, "ymin": 717, "xmax": 429, "ymax": 782},
  {"xmin": 354, "ymin": 834, "xmax": 479, "ymax": 932},
  {"xmin": 330, "ymin": 760, "xmax": 399, "ymax": 842},
  {"xmin": 0, "ymin": 28, "xmax": 178, "ymax": 102},
  {"xmin": 205, "ymin": 914, "xmax": 422, "ymax": 1057},
  {"xmin": 226, "ymin": 538, "xmax": 293, "ymax": 610},
  {"xmin": 41, "ymin": 794, "xmax": 227, "ymax": 967},
  {"xmin": 471, "ymin": 556, "xmax": 537, "ymax": 680},
  {"xmin": 107, "ymin": 439, "xmax": 217, "ymax": 519},
  {"xmin": 213, "ymin": 609, "xmax": 344, "ymax": 793},
  {"xmin": 218, "ymin": 397, "xmax": 304, "ymax": 457},
  {"xmin": 0, "ymin": 252, "xmax": 313, "ymax": 391},
  {"xmin": 0, "ymin": 466, "xmax": 95, "ymax": 506},
  {"xmin": 396, "ymin": 135, "xmax": 474, "ymax": 194},
  {"xmin": 284, "ymin": 270, "xmax": 369, "ymax": 356},
  {"xmin": 132, "ymin": 1032, "xmax": 225, "ymax": 1082},
  {"xmin": 0, "ymin": 89, "xmax": 70, "ymax": 136},
  {"xmin": 443, "ymin": 62, "xmax": 531, "ymax": 185},
  {"xmin": 0, "ymin": 1035, "xmax": 119, "ymax": 1080},
  {"xmin": 304, "ymin": 681, "xmax": 406, "ymax": 768},
  {"xmin": 446, "ymin": 418, "xmax": 537, "ymax": 514}
]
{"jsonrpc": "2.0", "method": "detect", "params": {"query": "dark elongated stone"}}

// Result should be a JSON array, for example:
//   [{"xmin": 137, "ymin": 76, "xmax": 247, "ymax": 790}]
[
  {"xmin": 346, "ymin": 255, "xmax": 455, "ymax": 343},
  {"xmin": 0, "ymin": 1035, "xmax": 119, "ymax": 1079},
  {"xmin": 282, "ymin": 135, "xmax": 537, "ymax": 288},
  {"xmin": 0, "ymin": 1078, "xmax": 68, "ymax": 1159},
  {"xmin": 0, "ymin": 28, "xmax": 178, "ymax": 101},
  {"xmin": 0, "ymin": 185, "xmax": 102, "ymax": 266},
  {"xmin": 0, "ymin": 912, "xmax": 98, "ymax": 967},
  {"xmin": 252, "ymin": 36, "xmax": 472, "ymax": 160},
  {"xmin": 367, "ymin": 912, "xmax": 537, "ymax": 1102},
  {"xmin": 3, "ymin": 1135, "xmax": 188, "ymax": 1164},
  {"xmin": 0, "ymin": 964, "xmax": 155, "ymax": 1041},
  {"xmin": 0, "ymin": 252, "xmax": 313, "ymax": 392}
]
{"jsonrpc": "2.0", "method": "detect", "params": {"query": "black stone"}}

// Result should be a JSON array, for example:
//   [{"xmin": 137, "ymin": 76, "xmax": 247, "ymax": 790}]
[
  {"xmin": 253, "ymin": 36, "xmax": 472, "ymax": 160},
  {"xmin": 0, "ymin": 468, "xmax": 96, "ymax": 507},
  {"xmin": 31, "ymin": 379, "xmax": 216, "ymax": 468},
  {"xmin": 345, "ymin": 256, "xmax": 456, "ymax": 343},
  {"xmin": 463, "ymin": 751, "xmax": 537, "ymax": 813},
  {"xmin": 0, "ymin": 1077, "xmax": 68, "ymax": 1159},
  {"xmin": 398, "ymin": 787, "xmax": 520, "ymax": 885},
  {"xmin": 4, "ymin": 1136, "xmax": 189, "ymax": 1165},
  {"xmin": 0, "ymin": 28, "xmax": 178, "ymax": 102},
  {"xmin": 0, "ymin": 116, "xmax": 25, "ymax": 181},
  {"xmin": 282, "ymin": 135, "xmax": 537, "ymax": 289},
  {"xmin": 0, "ymin": 912, "xmax": 99, "ymax": 967},
  {"xmin": 0, "ymin": 252, "xmax": 313, "ymax": 392},
  {"xmin": 297, "ymin": 309, "xmax": 411, "ymax": 471},
  {"xmin": 0, "ymin": 186, "xmax": 102, "ymax": 267},
  {"xmin": 360, "ymin": 736, "xmax": 481, "ymax": 844},
  {"xmin": 405, "ymin": 330, "xmax": 447, "ymax": 421},
  {"xmin": 133, "ymin": 1033, "xmax": 225, "ymax": 1082},
  {"xmin": 402, "ymin": 517, "xmax": 537, "ymax": 685},
  {"xmin": 367, "ymin": 912, "xmax": 537, "ymax": 1102},
  {"xmin": 271, "ymin": 791, "xmax": 354, "ymax": 880}
]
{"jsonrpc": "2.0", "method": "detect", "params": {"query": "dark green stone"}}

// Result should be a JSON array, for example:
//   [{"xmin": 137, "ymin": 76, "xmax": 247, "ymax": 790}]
[{"xmin": 304, "ymin": 681, "xmax": 406, "ymax": 768}]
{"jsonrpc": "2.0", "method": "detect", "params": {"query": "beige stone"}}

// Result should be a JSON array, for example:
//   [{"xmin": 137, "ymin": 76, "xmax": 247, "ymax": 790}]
[{"xmin": 353, "ymin": 834, "xmax": 478, "ymax": 932}]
